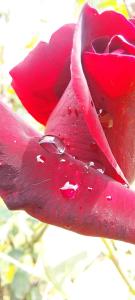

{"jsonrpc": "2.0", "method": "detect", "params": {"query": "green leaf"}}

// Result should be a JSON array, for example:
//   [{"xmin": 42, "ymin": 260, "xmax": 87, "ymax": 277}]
[
  {"xmin": 11, "ymin": 270, "xmax": 30, "ymax": 299},
  {"xmin": 30, "ymin": 286, "xmax": 41, "ymax": 300},
  {"xmin": 0, "ymin": 206, "xmax": 13, "ymax": 223},
  {"xmin": 9, "ymin": 249, "xmax": 24, "ymax": 260}
]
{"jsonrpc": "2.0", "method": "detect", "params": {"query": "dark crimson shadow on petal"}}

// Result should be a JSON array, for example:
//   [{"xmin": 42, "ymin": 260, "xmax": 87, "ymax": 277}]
[{"xmin": 10, "ymin": 24, "xmax": 75, "ymax": 125}]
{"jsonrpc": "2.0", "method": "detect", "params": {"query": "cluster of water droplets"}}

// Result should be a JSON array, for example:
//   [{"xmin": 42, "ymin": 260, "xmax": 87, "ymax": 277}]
[
  {"xmin": 37, "ymin": 135, "xmax": 114, "ymax": 202},
  {"xmin": 85, "ymin": 161, "xmax": 105, "ymax": 175}
]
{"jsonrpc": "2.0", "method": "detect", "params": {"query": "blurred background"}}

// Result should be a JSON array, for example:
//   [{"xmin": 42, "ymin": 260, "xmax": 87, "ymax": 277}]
[{"xmin": 0, "ymin": 0, "xmax": 135, "ymax": 299}]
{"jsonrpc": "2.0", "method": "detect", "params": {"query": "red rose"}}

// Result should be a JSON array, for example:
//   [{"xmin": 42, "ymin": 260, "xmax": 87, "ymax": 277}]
[{"xmin": 1, "ymin": 4, "xmax": 135, "ymax": 243}]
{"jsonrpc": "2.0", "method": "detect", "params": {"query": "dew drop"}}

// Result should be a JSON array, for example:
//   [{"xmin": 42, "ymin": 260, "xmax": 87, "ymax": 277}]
[
  {"xmin": 68, "ymin": 106, "xmax": 72, "ymax": 115},
  {"xmin": 60, "ymin": 181, "xmax": 79, "ymax": 199},
  {"xmin": 64, "ymin": 225, "xmax": 71, "ymax": 230},
  {"xmin": 86, "ymin": 161, "xmax": 105, "ymax": 174},
  {"xmin": 123, "ymin": 183, "xmax": 129, "ymax": 188},
  {"xmin": 98, "ymin": 110, "xmax": 113, "ymax": 129},
  {"xmin": 91, "ymin": 140, "xmax": 96, "ymax": 145},
  {"xmin": 97, "ymin": 168, "xmax": 105, "ymax": 174},
  {"xmin": 75, "ymin": 108, "xmax": 79, "ymax": 117},
  {"xmin": 60, "ymin": 159, "xmax": 66, "ymax": 163},
  {"xmin": 39, "ymin": 135, "xmax": 65, "ymax": 155},
  {"xmin": 36, "ymin": 155, "xmax": 45, "ymax": 163},
  {"xmin": 14, "ymin": 140, "xmax": 17, "ymax": 143},
  {"xmin": 98, "ymin": 109, "xmax": 103, "ymax": 115},
  {"xmin": 89, "ymin": 161, "xmax": 95, "ymax": 167},
  {"xmin": 106, "ymin": 195, "xmax": 112, "ymax": 201},
  {"xmin": 88, "ymin": 187, "xmax": 93, "ymax": 191}
]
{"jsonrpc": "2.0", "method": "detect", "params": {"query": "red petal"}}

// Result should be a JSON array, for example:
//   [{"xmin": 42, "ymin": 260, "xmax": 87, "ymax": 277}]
[
  {"xmin": 83, "ymin": 52, "xmax": 135, "ymax": 183},
  {"xmin": 105, "ymin": 35, "xmax": 135, "ymax": 55},
  {"xmin": 46, "ymin": 82, "xmax": 123, "ymax": 182},
  {"xmin": 129, "ymin": 18, "xmax": 135, "ymax": 26},
  {"xmin": 63, "ymin": 5, "xmax": 127, "ymax": 184},
  {"xmin": 1, "ymin": 100, "xmax": 135, "ymax": 244},
  {"xmin": 10, "ymin": 24, "xmax": 75, "ymax": 125},
  {"xmin": 81, "ymin": 4, "xmax": 135, "ymax": 51}
]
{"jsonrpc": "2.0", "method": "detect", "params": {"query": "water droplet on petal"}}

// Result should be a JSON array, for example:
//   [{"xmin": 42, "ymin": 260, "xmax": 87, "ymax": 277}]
[
  {"xmin": 89, "ymin": 161, "xmax": 95, "ymax": 167},
  {"xmin": 36, "ymin": 155, "xmax": 45, "ymax": 163},
  {"xmin": 91, "ymin": 140, "xmax": 96, "ymax": 145},
  {"xmin": 123, "ymin": 183, "xmax": 129, "ymax": 188},
  {"xmin": 106, "ymin": 195, "xmax": 112, "ymax": 201},
  {"xmin": 68, "ymin": 106, "xmax": 72, "ymax": 115},
  {"xmin": 75, "ymin": 108, "xmax": 79, "ymax": 117},
  {"xmin": 88, "ymin": 187, "xmax": 93, "ymax": 191},
  {"xmin": 86, "ymin": 161, "xmax": 105, "ymax": 174},
  {"xmin": 60, "ymin": 159, "xmax": 66, "ymax": 163},
  {"xmin": 98, "ymin": 109, "xmax": 103, "ymax": 115},
  {"xmin": 60, "ymin": 181, "xmax": 79, "ymax": 199},
  {"xmin": 98, "ymin": 110, "xmax": 113, "ymax": 129},
  {"xmin": 39, "ymin": 135, "xmax": 65, "ymax": 155},
  {"xmin": 64, "ymin": 225, "xmax": 71, "ymax": 230},
  {"xmin": 97, "ymin": 168, "xmax": 105, "ymax": 174}
]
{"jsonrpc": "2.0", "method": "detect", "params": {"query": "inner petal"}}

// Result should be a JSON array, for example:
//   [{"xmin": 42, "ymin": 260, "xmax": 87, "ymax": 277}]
[
  {"xmin": 106, "ymin": 35, "xmax": 135, "ymax": 55},
  {"xmin": 92, "ymin": 36, "xmax": 110, "ymax": 53}
]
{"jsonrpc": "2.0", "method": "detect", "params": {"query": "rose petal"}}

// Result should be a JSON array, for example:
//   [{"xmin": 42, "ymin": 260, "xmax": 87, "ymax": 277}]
[
  {"xmin": 46, "ymin": 5, "xmax": 128, "ymax": 183},
  {"xmin": 129, "ymin": 18, "xmax": 135, "ymax": 26},
  {"xmin": 66, "ymin": 5, "xmax": 127, "ymax": 184},
  {"xmin": 105, "ymin": 35, "xmax": 135, "ymax": 55},
  {"xmin": 46, "ymin": 82, "xmax": 122, "ymax": 182},
  {"xmin": 1, "ymin": 100, "xmax": 135, "ymax": 244},
  {"xmin": 10, "ymin": 24, "xmax": 75, "ymax": 125},
  {"xmin": 83, "ymin": 52, "xmax": 135, "ymax": 183},
  {"xmin": 15, "ymin": 142, "xmax": 135, "ymax": 245},
  {"xmin": 0, "ymin": 99, "xmax": 41, "ymax": 199},
  {"xmin": 81, "ymin": 4, "xmax": 135, "ymax": 52}
]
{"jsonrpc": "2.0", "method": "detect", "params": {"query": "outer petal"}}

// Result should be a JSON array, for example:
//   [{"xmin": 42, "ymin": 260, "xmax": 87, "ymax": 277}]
[
  {"xmin": 1, "ymin": 101, "xmax": 135, "ymax": 244},
  {"xmin": 46, "ymin": 5, "xmax": 128, "ymax": 184},
  {"xmin": 0, "ymin": 99, "xmax": 41, "ymax": 200},
  {"xmin": 63, "ymin": 4, "xmax": 127, "ymax": 184},
  {"xmin": 10, "ymin": 24, "xmax": 75, "ymax": 125},
  {"xmin": 46, "ymin": 82, "xmax": 122, "ymax": 182}
]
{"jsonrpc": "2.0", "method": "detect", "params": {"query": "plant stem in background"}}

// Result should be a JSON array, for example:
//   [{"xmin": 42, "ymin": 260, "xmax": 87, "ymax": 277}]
[
  {"xmin": 123, "ymin": 0, "xmax": 133, "ymax": 17},
  {"xmin": 102, "ymin": 238, "xmax": 135, "ymax": 295}
]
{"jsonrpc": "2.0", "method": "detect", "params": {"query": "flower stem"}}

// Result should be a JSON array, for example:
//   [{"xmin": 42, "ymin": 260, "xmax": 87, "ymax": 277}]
[{"xmin": 102, "ymin": 238, "xmax": 135, "ymax": 295}]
